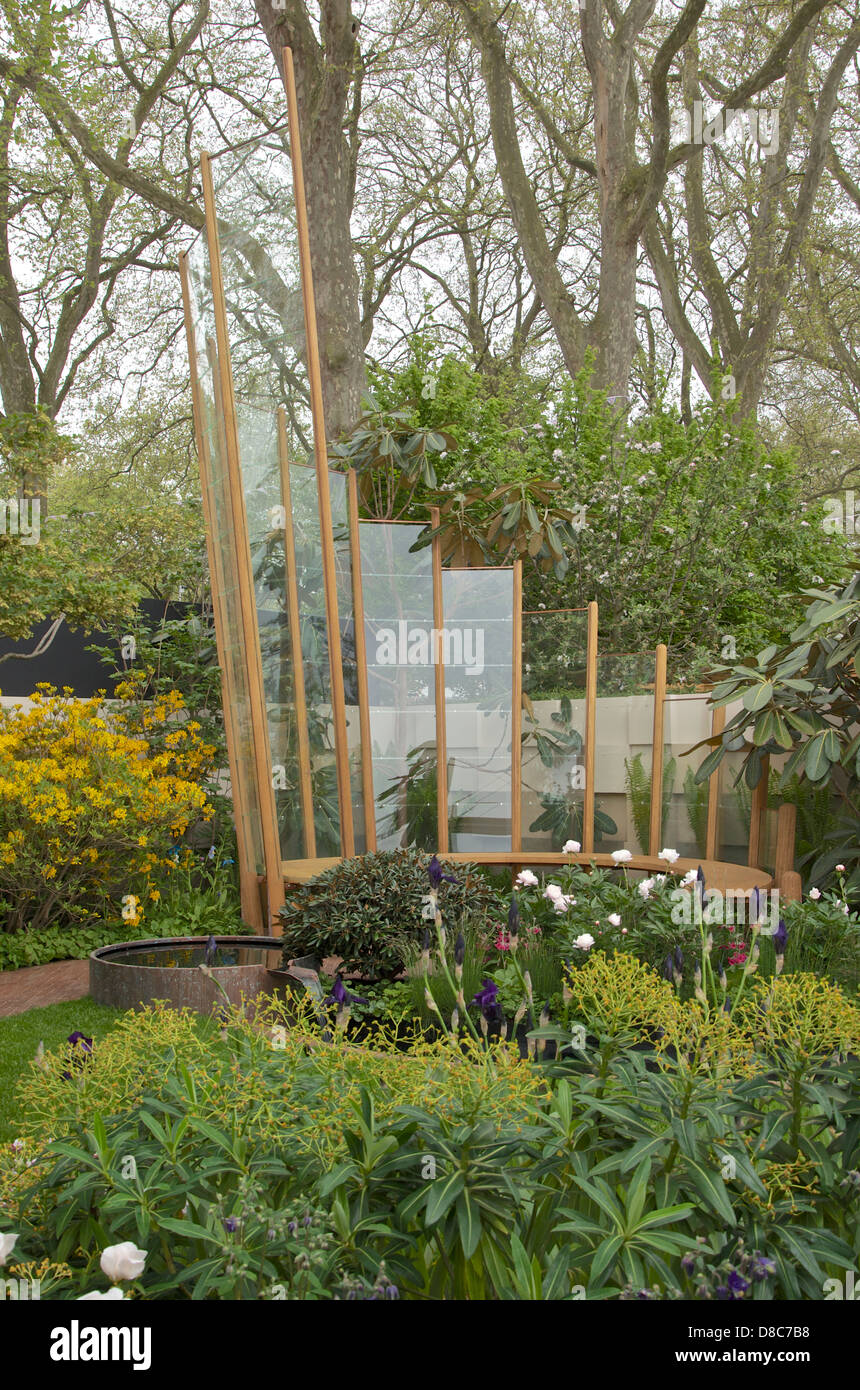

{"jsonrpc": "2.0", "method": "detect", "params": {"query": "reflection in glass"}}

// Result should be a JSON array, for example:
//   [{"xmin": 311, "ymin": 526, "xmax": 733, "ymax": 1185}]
[
  {"xmin": 359, "ymin": 522, "xmax": 437, "ymax": 849},
  {"xmin": 442, "ymin": 569, "xmax": 514, "ymax": 851},
  {"xmin": 594, "ymin": 653, "xmax": 657, "ymax": 852},
  {"xmin": 659, "ymin": 694, "xmax": 715, "ymax": 859},
  {"xmin": 521, "ymin": 610, "xmax": 588, "ymax": 851}
]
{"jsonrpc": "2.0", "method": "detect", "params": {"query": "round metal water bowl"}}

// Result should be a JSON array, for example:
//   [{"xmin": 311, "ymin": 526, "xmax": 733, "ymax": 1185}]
[{"xmin": 89, "ymin": 936, "xmax": 292, "ymax": 1014}]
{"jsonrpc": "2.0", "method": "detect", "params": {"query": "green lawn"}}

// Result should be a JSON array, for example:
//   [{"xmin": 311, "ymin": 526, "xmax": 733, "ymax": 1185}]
[{"xmin": 0, "ymin": 998, "xmax": 123, "ymax": 1143}]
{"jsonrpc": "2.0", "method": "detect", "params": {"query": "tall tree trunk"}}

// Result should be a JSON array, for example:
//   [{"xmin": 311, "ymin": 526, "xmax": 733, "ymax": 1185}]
[{"xmin": 254, "ymin": 1, "xmax": 366, "ymax": 441}]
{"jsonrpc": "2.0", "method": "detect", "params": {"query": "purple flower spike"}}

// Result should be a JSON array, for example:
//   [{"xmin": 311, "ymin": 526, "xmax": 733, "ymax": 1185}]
[
  {"xmin": 470, "ymin": 979, "xmax": 501, "ymax": 1021},
  {"xmin": 427, "ymin": 855, "xmax": 457, "ymax": 888},
  {"xmin": 508, "ymin": 895, "xmax": 520, "ymax": 936},
  {"xmin": 773, "ymin": 919, "xmax": 788, "ymax": 954}
]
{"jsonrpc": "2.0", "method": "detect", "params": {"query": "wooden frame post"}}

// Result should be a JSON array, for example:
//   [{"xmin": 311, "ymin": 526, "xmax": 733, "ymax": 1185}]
[
  {"xmin": 705, "ymin": 702, "xmax": 726, "ymax": 860},
  {"xmin": 281, "ymin": 46, "xmax": 354, "ymax": 857},
  {"xmin": 431, "ymin": 506, "xmax": 449, "ymax": 853},
  {"xmin": 773, "ymin": 801, "xmax": 797, "ymax": 884},
  {"xmin": 511, "ymin": 558, "xmax": 523, "ymax": 852},
  {"xmin": 347, "ymin": 468, "xmax": 377, "ymax": 851},
  {"xmin": 582, "ymin": 600, "xmax": 599, "ymax": 854},
  {"xmin": 747, "ymin": 753, "xmax": 771, "ymax": 869},
  {"xmin": 200, "ymin": 152, "xmax": 285, "ymax": 927},
  {"xmin": 179, "ymin": 252, "xmax": 263, "ymax": 930},
  {"xmin": 648, "ymin": 643, "xmax": 668, "ymax": 854},
  {"xmin": 277, "ymin": 407, "xmax": 317, "ymax": 859}
]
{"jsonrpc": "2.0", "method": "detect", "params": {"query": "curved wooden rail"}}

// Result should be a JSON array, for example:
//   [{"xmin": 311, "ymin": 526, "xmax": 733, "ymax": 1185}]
[{"xmin": 281, "ymin": 852, "xmax": 773, "ymax": 895}]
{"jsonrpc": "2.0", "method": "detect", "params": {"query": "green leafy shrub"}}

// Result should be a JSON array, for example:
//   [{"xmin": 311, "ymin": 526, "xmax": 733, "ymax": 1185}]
[
  {"xmin": 278, "ymin": 849, "xmax": 503, "ymax": 978},
  {"xmin": 4, "ymin": 989, "xmax": 859, "ymax": 1301}
]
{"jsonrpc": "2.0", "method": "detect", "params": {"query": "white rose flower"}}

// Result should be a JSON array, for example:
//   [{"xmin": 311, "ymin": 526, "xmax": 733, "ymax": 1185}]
[
  {"xmin": 611, "ymin": 849, "xmax": 632, "ymax": 864},
  {"xmin": 638, "ymin": 878, "xmax": 655, "ymax": 899},
  {"xmin": 0, "ymin": 1232, "xmax": 18, "ymax": 1266},
  {"xmin": 607, "ymin": 913, "xmax": 622, "ymax": 927},
  {"xmin": 552, "ymin": 895, "xmax": 571, "ymax": 913},
  {"xmin": 77, "ymin": 1288, "xmax": 126, "ymax": 1301},
  {"xmin": 808, "ymin": 888, "xmax": 821, "ymax": 901},
  {"xmin": 544, "ymin": 883, "xmax": 564, "ymax": 901},
  {"xmin": 574, "ymin": 933, "xmax": 595, "ymax": 951},
  {"xmin": 515, "ymin": 869, "xmax": 539, "ymax": 888},
  {"xmin": 100, "ymin": 1242, "xmax": 147, "ymax": 1283},
  {"xmin": 563, "ymin": 840, "xmax": 581, "ymax": 854},
  {"xmin": 659, "ymin": 848, "xmax": 680, "ymax": 864},
  {"xmin": 681, "ymin": 868, "xmax": 698, "ymax": 886}
]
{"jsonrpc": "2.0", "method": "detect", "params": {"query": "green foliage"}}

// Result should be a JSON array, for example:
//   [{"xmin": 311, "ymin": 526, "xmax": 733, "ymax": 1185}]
[
  {"xmin": 5, "ymin": 985, "xmax": 859, "ymax": 1300},
  {"xmin": 700, "ymin": 568, "xmax": 860, "ymax": 893},
  {"xmin": 366, "ymin": 349, "xmax": 848, "ymax": 679},
  {"xmin": 624, "ymin": 753, "xmax": 675, "ymax": 853},
  {"xmin": 0, "ymin": 411, "xmax": 136, "ymax": 646},
  {"xmin": 683, "ymin": 766, "xmax": 709, "ymax": 857},
  {"xmin": 278, "ymin": 850, "xmax": 503, "ymax": 979}
]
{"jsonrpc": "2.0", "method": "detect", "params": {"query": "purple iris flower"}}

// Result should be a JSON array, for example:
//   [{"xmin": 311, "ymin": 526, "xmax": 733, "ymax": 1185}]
[
  {"xmin": 427, "ymin": 855, "xmax": 457, "ymax": 888},
  {"xmin": 223, "ymin": 1217, "xmax": 239, "ymax": 1233},
  {"xmin": 662, "ymin": 954, "xmax": 674, "ymax": 981},
  {"xmin": 695, "ymin": 864, "xmax": 706, "ymax": 910},
  {"xmin": 673, "ymin": 945, "xmax": 684, "ymax": 973},
  {"xmin": 773, "ymin": 919, "xmax": 788, "ymax": 954},
  {"xmin": 325, "ymin": 974, "xmax": 368, "ymax": 1008},
  {"xmin": 508, "ymin": 894, "xmax": 520, "ymax": 937},
  {"xmin": 454, "ymin": 932, "xmax": 465, "ymax": 967},
  {"xmin": 727, "ymin": 1269, "xmax": 749, "ymax": 1297},
  {"xmin": 61, "ymin": 1032, "xmax": 94, "ymax": 1081},
  {"xmin": 471, "ymin": 979, "xmax": 501, "ymax": 1021}
]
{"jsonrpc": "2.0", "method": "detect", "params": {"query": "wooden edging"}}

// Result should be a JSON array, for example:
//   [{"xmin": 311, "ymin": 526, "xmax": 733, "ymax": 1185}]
[{"xmin": 280, "ymin": 852, "xmax": 774, "ymax": 893}]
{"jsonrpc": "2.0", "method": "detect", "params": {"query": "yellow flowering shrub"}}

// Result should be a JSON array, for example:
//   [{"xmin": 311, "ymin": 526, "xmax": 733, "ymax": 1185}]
[{"xmin": 0, "ymin": 684, "xmax": 214, "ymax": 931}]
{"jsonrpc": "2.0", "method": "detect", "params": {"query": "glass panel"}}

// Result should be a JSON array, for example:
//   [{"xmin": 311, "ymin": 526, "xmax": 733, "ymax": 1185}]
[
  {"xmin": 204, "ymin": 133, "xmax": 365, "ymax": 859},
  {"xmin": 289, "ymin": 463, "xmax": 341, "ymax": 856},
  {"xmin": 594, "ymin": 653, "xmax": 657, "ymax": 853},
  {"xmin": 359, "ymin": 522, "xmax": 436, "ymax": 850},
  {"xmin": 185, "ymin": 231, "xmax": 265, "ymax": 873},
  {"xmin": 208, "ymin": 129, "xmax": 311, "ymax": 453},
  {"xmin": 521, "ymin": 609, "xmax": 588, "ymax": 851},
  {"xmin": 442, "ymin": 569, "xmax": 515, "ymax": 851},
  {"xmin": 660, "ymin": 693, "xmax": 714, "ymax": 859}
]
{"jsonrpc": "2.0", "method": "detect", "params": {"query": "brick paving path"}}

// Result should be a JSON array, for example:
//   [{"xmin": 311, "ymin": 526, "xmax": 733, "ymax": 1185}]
[{"xmin": 0, "ymin": 959, "xmax": 90, "ymax": 1018}]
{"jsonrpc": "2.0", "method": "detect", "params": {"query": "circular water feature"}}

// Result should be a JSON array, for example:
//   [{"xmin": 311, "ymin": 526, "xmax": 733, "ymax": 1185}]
[{"xmin": 89, "ymin": 935, "xmax": 302, "ymax": 1014}]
